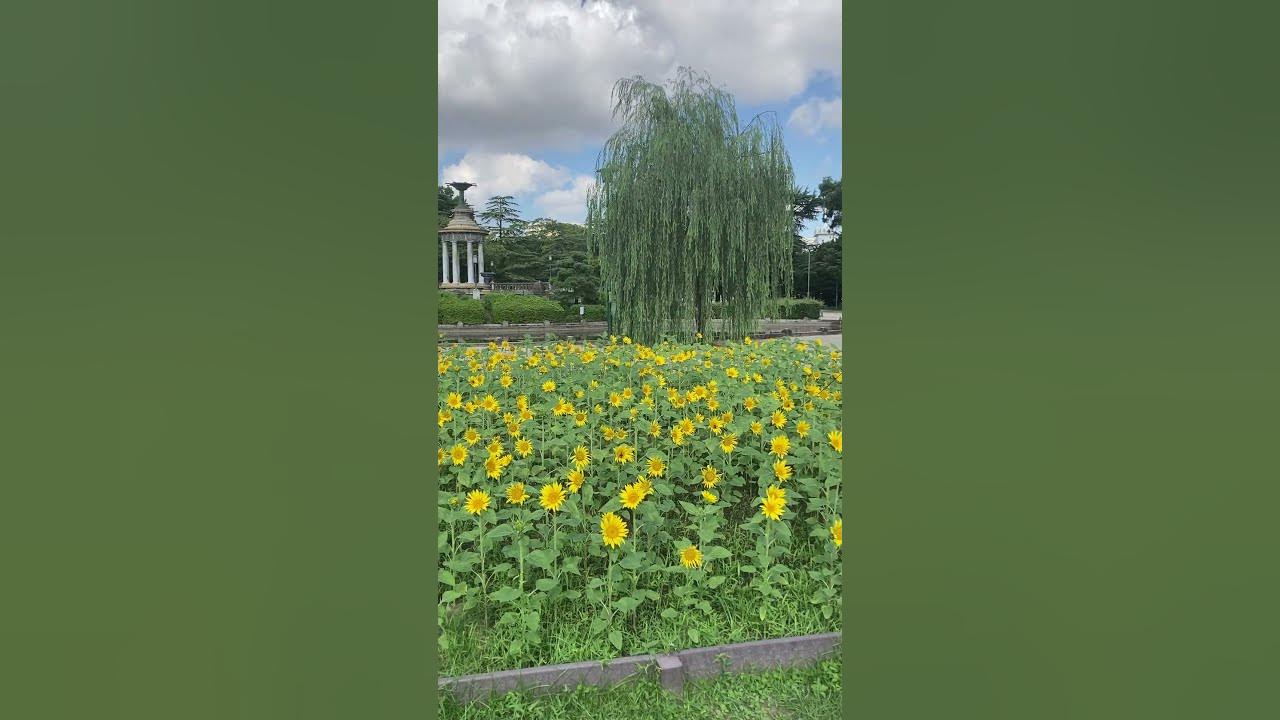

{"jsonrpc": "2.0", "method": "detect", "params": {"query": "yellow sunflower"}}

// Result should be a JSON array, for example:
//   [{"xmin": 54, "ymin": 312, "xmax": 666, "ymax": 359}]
[
  {"xmin": 719, "ymin": 434, "xmax": 738, "ymax": 454},
  {"xmin": 679, "ymin": 545, "xmax": 703, "ymax": 569},
  {"xmin": 701, "ymin": 466, "xmax": 720, "ymax": 489},
  {"xmin": 761, "ymin": 495, "xmax": 786, "ymax": 521},
  {"xmin": 769, "ymin": 434, "xmax": 791, "ymax": 458},
  {"xmin": 701, "ymin": 491, "xmax": 718, "ymax": 503},
  {"xmin": 619, "ymin": 482, "xmax": 646, "ymax": 510},
  {"xmin": 772, "ymin": 460, "xmax": 793, "ymax": 481},
  {"xmin": 831, "ymin": 518, "xmax": 843, "ymax": 548},
  {"xmin": 446, "ymin": 392, "xmax": 463, "ymax": 409},
  {"xmin": 515, "ymin": 438, "xmax": 534, "ymax": 457},
  {"xmin": 600, "ymin": 512, "xmax": 628, "ymax": 548},
  {"xmin": 572, "ymin": 445, "xmax": 591, "ymax": 468},
  {"xmin": 614, "ymin": 444, "xmax": 636, "ymax": 464},
  {"xmin": 540, "ymin": 483, "xmax": 567, "ymax": 512},
  {"xmin": 646, "ymin": 456, "xmax": 666, "ymax": 477},
  {"xmin": 828, "ymin": 430, "xmax": 842, "ymax": 453},
  {"xmin": 449, "ymin": 444, "xmax": 468, "ymax": 465},
  {"xmin": 464, "ymin": 490, "xmax": 491, "ymax": 515},
  {"xmin": 506, "ymin": 482, "xmax": 528, "ymax": 505}
]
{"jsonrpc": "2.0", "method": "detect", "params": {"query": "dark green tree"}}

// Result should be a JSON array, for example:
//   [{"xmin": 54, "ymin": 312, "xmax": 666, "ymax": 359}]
[
  {"xmin": 437, "ymin": 185, "xmax": 459, "ymax": 228},
  {"xmin": 586, "ymin": 68, "xmax": 795, "ymax": 342},
  {"xmin": 817, "ymin": 176, "xmax": 842, "ymax": 230}
]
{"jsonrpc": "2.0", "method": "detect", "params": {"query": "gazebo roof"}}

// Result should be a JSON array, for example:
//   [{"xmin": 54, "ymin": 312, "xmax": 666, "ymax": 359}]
[{"xmin": 439, "ymin": 204, "xmax": 488, "ymax": 236}]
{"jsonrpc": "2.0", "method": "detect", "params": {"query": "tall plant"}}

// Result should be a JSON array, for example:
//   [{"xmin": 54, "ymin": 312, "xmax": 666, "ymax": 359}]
[{"xmin": 586, "ymin": 68, "xmax": 794, "ymax": 343}]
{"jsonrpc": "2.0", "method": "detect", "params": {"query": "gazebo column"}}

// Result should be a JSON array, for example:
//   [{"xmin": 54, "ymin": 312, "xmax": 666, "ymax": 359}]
[
  {"xmin": 466, "ymin": 240, "xmax": 475, "ymax": 285},
  {"xmin": 478, "ymin": 242, "xmax": 485, "ymax": 279},
  {"xmin": 441, "ymin": 239, "xmax": 449, "ymax": 284},
  {"xmin": 451, "ymin": 239, "xmax": 460, "ymax": 285}
]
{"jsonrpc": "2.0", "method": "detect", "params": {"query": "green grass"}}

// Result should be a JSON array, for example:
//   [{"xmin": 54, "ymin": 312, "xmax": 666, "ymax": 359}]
[
  {"xmin": 439, "ymin": 533, "xmax": 840, "ymax": 677},
  {"xmin": 438, "ymin": 658, "xmax": 842, "ymax": 720}
]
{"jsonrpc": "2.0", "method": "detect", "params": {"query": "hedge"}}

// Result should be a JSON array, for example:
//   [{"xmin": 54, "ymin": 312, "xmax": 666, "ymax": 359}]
[
  {"xmin": 564, "ymin": 304, "xmax": 606, "ymax": 322},
  {"xmin": 709, "ymin": 298, "xmax": 824, "ymax": 320},
  {"xmin": 439, "ymin": 292, "xmax": 486, "ymax": 325},
  {"xmin": 486, "ymin": 293, "xmax": 566, "ymax": 324}
]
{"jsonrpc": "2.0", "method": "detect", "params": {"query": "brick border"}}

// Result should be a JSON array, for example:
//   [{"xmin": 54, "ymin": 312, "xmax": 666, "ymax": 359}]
[{"xmin": 439, "ymin": 632, "xmax": 840, "ymax": 704}]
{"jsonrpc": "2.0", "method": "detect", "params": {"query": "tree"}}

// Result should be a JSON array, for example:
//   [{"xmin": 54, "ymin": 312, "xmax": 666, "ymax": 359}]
[
  {"xmin": 478, "ymin": 195, "xmax": 521, "ymax": 240},
  {"xmin": 817, "ymin": 176, "xmax": 842, "ymax": 231},
  {"xmin": 437, "ymin": 185, "xmax": 459, "ymax": 228},
  {"xmin": 586, "ymin": 68, "xmax": 794, "ymax": 343}
]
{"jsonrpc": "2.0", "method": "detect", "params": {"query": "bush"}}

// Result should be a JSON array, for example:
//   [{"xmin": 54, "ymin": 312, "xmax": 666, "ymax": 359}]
[
  {"xmin": 486, "ymin": 293, "xmax": 566, "ymax": 324},
  {"xmin": 563, "ymin": 304, "xmax": 606, "ymax": 322},
  {"xmin": 438, "ymin": 292, "xmax": 486, "ymax": 325},
  {"xmin": 778, "ymin": 298, "xmax": 822, "ymax": 320}
]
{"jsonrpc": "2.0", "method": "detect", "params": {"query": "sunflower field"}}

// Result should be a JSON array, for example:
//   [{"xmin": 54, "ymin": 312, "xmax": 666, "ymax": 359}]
[{"xmin": 438, "ymin": 335, "xmax": 842, "ymax": 675}]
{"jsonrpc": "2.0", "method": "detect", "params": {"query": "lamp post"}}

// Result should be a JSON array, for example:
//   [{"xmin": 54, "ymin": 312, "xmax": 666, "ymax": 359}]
[{"xmin": 807, "ymin": 229, "xmax": 835, "ymax": 299}]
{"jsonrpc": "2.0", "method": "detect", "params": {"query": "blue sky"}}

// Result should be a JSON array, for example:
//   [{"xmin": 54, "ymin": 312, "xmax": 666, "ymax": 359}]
[{"xmin": 438, "ymin": 0, "xmax": 841, "ymax": 238}]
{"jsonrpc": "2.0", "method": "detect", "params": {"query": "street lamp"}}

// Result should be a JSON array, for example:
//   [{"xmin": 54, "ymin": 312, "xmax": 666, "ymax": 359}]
[{"xmin": 806, "ymin": 229, "xmax": 836, "ymax": 298}]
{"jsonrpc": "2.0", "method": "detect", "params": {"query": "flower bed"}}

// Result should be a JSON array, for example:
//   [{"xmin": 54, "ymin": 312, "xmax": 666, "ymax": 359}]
[{"xmin": 437, "ymin": 335, "xmax": 843, "ymax": 675}]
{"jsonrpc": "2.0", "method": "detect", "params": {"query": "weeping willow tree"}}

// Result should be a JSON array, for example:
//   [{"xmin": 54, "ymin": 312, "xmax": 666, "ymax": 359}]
[{"xmin": 586, "ymin": 68, "xmax": 794, "ymax": 344}]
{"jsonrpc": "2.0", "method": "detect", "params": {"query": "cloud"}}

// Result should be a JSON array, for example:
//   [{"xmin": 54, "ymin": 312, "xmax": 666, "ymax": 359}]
[
  {"xmin": 441, "ymin": 151, "xmax": 571, "ymax": 206},
  {"xmin": 438, "ymin": 0, "xmax": 841, "ymax": 153},
  {"xmin": 534, "ymin": 175, "xmax": 596, "ymax": 224},
  {"xmin": 788, "ymin": 97, "xmax": 842, "ymax": 136}
]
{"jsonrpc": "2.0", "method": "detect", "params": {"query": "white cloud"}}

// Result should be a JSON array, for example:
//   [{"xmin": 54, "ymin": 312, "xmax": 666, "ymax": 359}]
[
  {"xmin": 441, "ymin": 151, "xmax": 571, "ymax": 207},
  {"xmin": 788, "ymin": 97, "xmax": 842, "ymax": 136},
  {"xmin": 438, "ymin": 0, "xmax": 841, "ymax": 153},
  {"xmin": 534, "ymin": 175, "xmax": 596, "ymax": 224}
]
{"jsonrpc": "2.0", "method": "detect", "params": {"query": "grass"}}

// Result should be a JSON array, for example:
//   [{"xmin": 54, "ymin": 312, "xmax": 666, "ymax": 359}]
[
  {"xmin": 438, "ymin": 658, "xmax": 842, "ymax": 720},
  {"xmin": 439, "ymin": 532, "xmax": 839, "ymax": 677}
]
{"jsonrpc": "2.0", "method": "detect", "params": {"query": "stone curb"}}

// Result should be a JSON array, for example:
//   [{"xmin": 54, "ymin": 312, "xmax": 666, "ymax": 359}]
[{"xmin": 439, "ymin": 632, "xmax": 840, "ymax": 705}]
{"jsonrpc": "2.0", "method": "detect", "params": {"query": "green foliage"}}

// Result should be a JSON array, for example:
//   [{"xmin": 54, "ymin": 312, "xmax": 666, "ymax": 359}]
[
  {"xmin": 439, "ymin": 185, "xmax": 460, "ymax": 228},
  {"xmin": 817, "ymin": 176, "xmax": 842, "ymax": 229},
  {"xmin": 776, "ymin": 298, "xmax": 822, "ymax": 319},
  {"xmin": 565, "ymin": 302, "xmax": 609, "ymax": 319},
  {"xmin": 587, "ymin": 68, "xmax": 794, "ymax": 343},
  {"xmin": 439, "ymin": 292, "xmax": 486, "ymax": 324},
  {"xmin": 486, "ymin": 293, "xmax": 566, "ymax": 324}
]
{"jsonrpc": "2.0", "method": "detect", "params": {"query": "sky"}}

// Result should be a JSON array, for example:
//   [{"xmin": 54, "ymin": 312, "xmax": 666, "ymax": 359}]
[{"xmin": 438, "ymin": 0, "xmax": 842, "ymax": 237}]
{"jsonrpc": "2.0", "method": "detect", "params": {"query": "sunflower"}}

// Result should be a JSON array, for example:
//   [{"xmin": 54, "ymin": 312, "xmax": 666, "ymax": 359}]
[
  {"xmin": 646, "ymin": 456, "xmax": 666, "ymax": 477},
  {"xmin": 795, "ymin": 420, "xmax": 811, "ymax": 438},
  {"xmin": 771, "ymin": 410, "xmax": 787, "ymax": 428},
  {"xmin": 772, "ymin": 460, "xmax": 793, "ymax": 481},
  {"xmin": 831, "ymin": 517, "xmax": 843, "ymax": 548},
  {"xmin": 480, "ymin": 395, "xmax": 499, "ymax": 412},
  {"xmin": 719, "ymin": 434, "xmax": 738, "ymax": 454},
  {"xmin": 619, "ymin": 482, "xmax": 646, "ymax": 510},
  {"xmin": 701, "ymin": 465, "xmax": 720, "ymax": 489},
  {"xmin": 679, "ymin": 545, "xmax": 703, "ymax": 569},
  {"xmin": 463, "ymin": 427, "xmax": 481, "ymax": 446},
  {"xmin": 539, "ymin": 483, "xmax": 567, "ymax": 512},
  {"xmin": 678, "ymin": 418, "xmax": 695, "ymax": 435},
  {"xmin": 648, "ymin": 421, "xmax": 662, "ymax": 438},
  {"xmin": 766, "ymin": 484, "xmax": 786, "ymax": 503},
  {"xmin": 515, "ymin": 438, "xmax": 533, "ymax": 457},
  {"xmin": 635, "ymin": 477, "xmax": 654, "ymax": 497},
  {"xmin": 769, "ymin": 434, "xmax": 791, "ymax": 458},
  {"xmin": 506, "ymin": 482, "xmax": 528, "ymax": 505},
  {"xmin": 743, "ymin": 396, "xmax": 758, "ymax": 411},
  {"xmin": 750, "ymin": 420, "xmax": 764, "ymax": 436},
  {"xmin": 572, "ymin": 445, "xmax": 591, "ymax": 468},
  {"xmin": 437, "ymin": 448, "xmax": 445, "ymax": 465},
  {"xmin": 486, "ymin": 438, "xmax": 503, "ymax": 458},
  {"xmin": 499, "ymin": 374, "xmax": 514, "ymax": 388},
  {"xmin": 567, "ymin": 468, "xmax": 586, "ymax": 493},
  {"xmin": 464, "ymin": 490, "xmax": 491, "ymax": 516},
  {"xmin": 484, "ymin": 456, "xmax": 503, "ymax": 479},
  {"xmin": 828, "ymin": 430, "xmax": 842, "ymax": 453},
  {"xmin": 614, "ymin": 444, "xmax": 636, "ymax": 464},
  {"xmin": 449, "ymin": 444, "xmax": 468, "ymax": 465},
  {"xmin": 761, "ymin": 495, "xmax": 786, "ymax": 521},
  {"xmin": 574, "ymin": 411, "xmax": 588, "ymax": 426},
  {"xmin": 542, "ymin": 380, "xmax": 556, "ymax": 392},
  {"xmin": 446, "ymin": 392, "xmax": 463, "ymax": 409},
  {"xmin": 671, "ymin": 428, "xmax": 686, "ymax": 446},
  {"xmin": 701, "ymin": 491, "xmax": 718, "ymax": 503},
  {"xmin": 600, "ymin": 512, "xmax": 628, "ymax": 548},
  {"xmin": 602, "ymin": 426, "xmax": 617, "ymax": 442}
]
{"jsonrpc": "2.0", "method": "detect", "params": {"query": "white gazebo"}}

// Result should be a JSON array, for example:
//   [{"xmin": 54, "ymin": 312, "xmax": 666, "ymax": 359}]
[{"xmin": 439, "ymin": 182, "xmax": 490, "ymax": 298}]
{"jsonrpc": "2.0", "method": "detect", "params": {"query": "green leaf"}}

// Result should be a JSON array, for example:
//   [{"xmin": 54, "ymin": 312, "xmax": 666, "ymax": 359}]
[
  {"xmin": 687, "ymin": 627, "xmax": 700, "ymax": 645},
  {"xmin": 608, "ymin": 630, "xmax": 623, "ymax": 651},
  {"xmin": 489, "ymin": 586, "xmax": 522, "ymax": 603},
  {"xmin": 660, "ymin": 608, "xmax": 680, "ymax": 620},
  {"xmin": 524, "ymin": 611, "xmax": 541, "ymax": 632},
  {"xmin": 439, "ymin": 570, "xmax": 456, "ymax": 587},
  {"xmin": 440, "ymin": 590, "xmax": 462, "ymax": 604},
  {"xmin": 618, "ymin": 552, "xmax": 644, "ymax": 570},
  {"xmin": 535, "ymin": 578, "xmax": 558, "ymax": 593},
  {"xmin": 704, "ymin": 546, "xmax": 732, "ymax": 561},
  {"xmin": 706, "ymin": 575, "xmax": 727, "ymax": 589},
  {"xmin": 525, "ymin": 549, "xmax": 555, "ymax": 571}
]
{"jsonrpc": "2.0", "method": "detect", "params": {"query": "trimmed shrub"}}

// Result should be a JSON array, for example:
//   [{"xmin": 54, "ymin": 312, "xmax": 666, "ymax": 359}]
[
  {"xmin": 778, "ymin": 298, "xmax": 823, "ymax": 319},
  {"xmin": 486, "ymin": 293, "xmax": 566, "ymax": 324},
  {"xmin": 439, "ymin": 292, "xmax": 486, "ymax": 325},
  {"xmin": 563, "ymin": 304, "xmax": 606, "ymax": 322}
]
